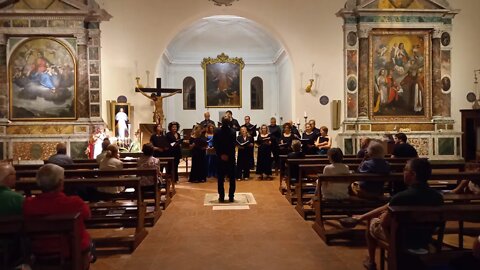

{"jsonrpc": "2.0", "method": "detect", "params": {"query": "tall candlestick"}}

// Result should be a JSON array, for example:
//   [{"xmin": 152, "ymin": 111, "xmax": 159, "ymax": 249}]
[{"xmin": 304, "ymin": 111, "xmax": 307, "ymax": 118}]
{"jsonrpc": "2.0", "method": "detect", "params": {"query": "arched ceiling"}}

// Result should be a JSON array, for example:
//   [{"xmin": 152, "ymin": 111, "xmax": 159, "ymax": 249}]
[{"xmin": 165, "ymin": 15, "xmax": 285, "ymax": 64}]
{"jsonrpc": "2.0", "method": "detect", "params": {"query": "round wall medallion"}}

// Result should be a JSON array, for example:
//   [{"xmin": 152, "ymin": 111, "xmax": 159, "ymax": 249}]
[
  {"xmin": 347, "ymin": 32, "xmax": 357, "ymax": 47},
  {"xmin": 441, "ymin": 32, "xmax": 451, "ymax": 46},
  {"xmin": 347, "ymin": 76, "xmax": 357, "ymax": 92},
  {"xmin": 467, "ymin": 92, "xmax": 477, "ymax": 103},
  {"xmin": 441, "ymin": 76, "xmax": 451, "ymax": 92},
  {"xmin": 117, "ymin": 95, "xmax": 128, "ymax": 103},
  {"xmin": 319, "ymin": 95, "xmax": 329, "ymax": 105}
]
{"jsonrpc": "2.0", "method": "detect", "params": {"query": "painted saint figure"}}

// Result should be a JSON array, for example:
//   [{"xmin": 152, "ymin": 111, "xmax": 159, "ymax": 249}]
[{"xmin": 115, "ymin": 107, "xmax": 128, "ymax": 139}]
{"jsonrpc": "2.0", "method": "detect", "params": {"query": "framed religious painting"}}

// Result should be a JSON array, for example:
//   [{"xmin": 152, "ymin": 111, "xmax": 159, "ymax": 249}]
[
  {"xmin": 201, "ymin": 53, "xmax": 244, "ymax": 108},
  {"xmin": 110, "ymin": 102, "xmax": 131, "ymax": 139},
  {"xmin": 9, "ymin": 37, "xmax": 77, "ymax": 120},
  {"xmin": 368, "ymin": 30, "xmax": 432, "ymax": 122}
]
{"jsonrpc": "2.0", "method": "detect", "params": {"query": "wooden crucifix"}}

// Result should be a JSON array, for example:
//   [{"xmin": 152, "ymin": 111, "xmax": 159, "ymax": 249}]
[{"xmin": 135, "ymin": 78, "xmax": 182, "ymax": 127}]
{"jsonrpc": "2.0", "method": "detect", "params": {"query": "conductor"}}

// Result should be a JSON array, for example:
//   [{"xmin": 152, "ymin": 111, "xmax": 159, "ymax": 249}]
[{"xmin": 214, "ymin": 116, "xmax": 237, "ymax": 202}]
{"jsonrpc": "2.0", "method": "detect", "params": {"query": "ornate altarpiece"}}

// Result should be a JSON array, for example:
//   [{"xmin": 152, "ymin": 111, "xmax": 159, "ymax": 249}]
[
  {"xmin": 338, "ymin": 0, "xmax": 461, "ymax": 160},
  {"xmin": 0, "ymin": 0, "xmax": 111, "ymax": 161}
]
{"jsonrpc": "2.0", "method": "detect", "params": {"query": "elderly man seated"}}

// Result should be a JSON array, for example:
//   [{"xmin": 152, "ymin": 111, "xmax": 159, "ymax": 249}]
[
  {"xmin": 23, "ymin": 164, "xmax": 94, "ymax": 268},
  {"xmin": 47, "ymin": 143, "xmax": 73, "ymax": 166},
  {"xmin": 0, "ymin": 163, "xmax": 23, "ymax": 216}
]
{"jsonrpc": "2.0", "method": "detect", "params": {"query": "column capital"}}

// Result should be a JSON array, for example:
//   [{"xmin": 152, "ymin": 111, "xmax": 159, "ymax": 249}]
[
  {"xmin": 74, "ymin": 32, "xmax": 88, "ymax": 46},
  {"xmin": 432, "ymin": 29, "xmax": 443, "ymax": 39},
  {"xmin": 357, "ymin": 27, "xmax": 371, "ymax": 39},
  {"xmin": 0, "ymin": 34, "xmax": 7, "ymax": 45}
]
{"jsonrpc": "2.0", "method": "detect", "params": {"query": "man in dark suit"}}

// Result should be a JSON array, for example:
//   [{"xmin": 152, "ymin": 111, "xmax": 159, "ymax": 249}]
[
  {"xmin": 199, "ymin": 111, "xmax": 215, "ymax": 129},
  {"xmin": 213, "ymin": 116, "xmax": 237, "ymax": 202},
  {"xmin": 225, "ymin": 110, "xmax": 240, "ymax": 132},
  {"xmin": 268, "ymin": 117, "xmax": 282, "ymax": 170}
]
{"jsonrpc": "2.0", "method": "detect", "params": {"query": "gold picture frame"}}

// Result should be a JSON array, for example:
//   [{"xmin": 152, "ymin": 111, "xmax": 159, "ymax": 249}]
[
  {"xmin": 110, "ymin": 102, "xmax": 131, "ymax": 138},
  {"xmin": 201, "ymin": 53, "xmax": 244, "ymax": 108},
  {"xmin": 368, "ymin": 30, "xmax": 432, "ymax": 122},
  {"xmin": 9, "ymin": 37, "xmax": 77, "ymax": 120}
]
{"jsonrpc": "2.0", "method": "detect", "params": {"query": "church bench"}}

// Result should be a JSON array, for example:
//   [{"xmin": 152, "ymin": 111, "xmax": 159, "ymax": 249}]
[
  {"xmin": 293, "ymin": 161, "xmax": 466, "ymax": 218},
  {"xmin": 311, "ymin": 171, "xmax": 480, "ymax": 245},
  {"xmin": 279, "ymin": 156, "xmax": 412, "ymax": 194},
  {"xmin": 0, "ymin": 213, "xmax": 84, "ymax": 270},
  {"xmin": 16, "ymin": 167, "xmax": 170, "ymax": 213},
  {"xmin": 15, "ymin": 177, "xmax": 148, "ymax": 253},
  {"xmin": 383, "ymin": 205, "xmax": 480, "ymax": 270}
]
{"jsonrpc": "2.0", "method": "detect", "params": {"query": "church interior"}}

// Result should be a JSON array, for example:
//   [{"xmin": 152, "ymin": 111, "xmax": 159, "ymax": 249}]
[{"xmin": 1, "ymin": 0, "xmax": 480, "ymax": 269}]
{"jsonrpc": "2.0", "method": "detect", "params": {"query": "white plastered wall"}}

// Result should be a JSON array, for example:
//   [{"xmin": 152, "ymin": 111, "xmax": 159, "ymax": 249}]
[{"xmin": 99, "ymin": 0, "xmax": 480, "ymax": 146}]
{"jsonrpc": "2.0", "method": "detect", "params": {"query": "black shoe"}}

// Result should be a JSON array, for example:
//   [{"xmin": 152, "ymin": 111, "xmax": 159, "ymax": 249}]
[
  {"xmin": 219, "ymin": 198, "xmax": 225, "ymax": 203},
  {"xmin": 229, "ymin": 197, "xmax": 234, "ymax": 202}
]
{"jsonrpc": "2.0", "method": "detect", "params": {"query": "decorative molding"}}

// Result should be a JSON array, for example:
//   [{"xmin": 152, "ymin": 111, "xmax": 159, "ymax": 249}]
[
  {"xmin": 201, "ymin": 52, "xmax": 245, "ymax": 70},
  {"xmin": 209, "ymin": 0, "xmax": 238, "ymax": 7}
]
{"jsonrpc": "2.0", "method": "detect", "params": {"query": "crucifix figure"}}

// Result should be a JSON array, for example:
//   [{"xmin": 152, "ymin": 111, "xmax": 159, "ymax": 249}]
[{"xmin": 135, "ymin": 78, "xmax": 182, "ymax": 127}]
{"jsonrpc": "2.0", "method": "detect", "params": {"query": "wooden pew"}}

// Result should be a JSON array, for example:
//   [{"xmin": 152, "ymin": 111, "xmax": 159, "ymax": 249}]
[
  {"xmin": 294, "ymin": 161, "xmax": 466, "ymax": 219},
  {"xmin": 384, "ymin": 205, "xmax": 480, "ymax": 270},
  {"xmin": 0, "ymin": 213, "xmax": 83, "ymax": 270},
  {"xmin": 311, "ymin": 171, "xmax": 480, "ymax": 245},
  {"xmin": 16, "ymin": 167, "xmax": 168, "ymax": 219},
  {"xmin": 15, "ymin": 177, "xmax": 148, "ymax": 253},
  {"xmin": 279, "ymin": 156, "xmax": 412, "ymax": 194},
  {"xmin": 15, "ymin": 161, "xmax": 172, "ymax": 211}
]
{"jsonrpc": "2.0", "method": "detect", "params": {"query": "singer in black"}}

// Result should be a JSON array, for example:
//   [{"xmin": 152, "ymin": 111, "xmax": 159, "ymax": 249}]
[
  {"xmin": 279, "ymin": 122, "xmax": 294, "ymax": 155},
  {"xmin": 166, "ymin": 121, "xmax": 182, "ymax": 183},
  {"xmin": 268, "ymin": 117, "xmax": 282, "ymax": 170},
  {"xmin": 236, "ymin": 126, "xmax": 254, "ymax": 180},
  {"xmin": 150, "ymin": 124, "xmax": 170, "ymax": 158},
  {"xmin": 241, "ymin": 115, "xmax": 257, "ymax": 169},
  {"xmin": 256, "ymin": 124, "xmax": 272, "ymax": 179},
  {"xmin": 301, "ymin": 123, "xmax": 318, "ymax": 155},
  {"xmin": 213, "ymin": 116, "xmax": 237, "ymax": 202},
  {"xmin": 188, "ymin": 125, "xmax": 208, "ymax": 183}
]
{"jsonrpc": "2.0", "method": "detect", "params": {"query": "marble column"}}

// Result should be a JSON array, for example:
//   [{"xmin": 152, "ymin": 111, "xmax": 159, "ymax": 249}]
[
  {"xmin": 0, "ymin": 34, "xmax": 7, "ymax": 120},
  {"xmin": 431, "ymin": 30, "xmax": 450, "ymax": 117},
  {"xmin": 75, "ymin": 32, "xmax": 89, "ymax": 118},
  {"xmin": 357, "ymin": 28, "xmax": 370, "ymax": 119}
]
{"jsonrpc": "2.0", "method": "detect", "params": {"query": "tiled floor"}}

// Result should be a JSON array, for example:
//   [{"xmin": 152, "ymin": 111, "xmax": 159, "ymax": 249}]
[{"xmin": 92, "ymin": 176, "xmax": 366, "ymax": 270}]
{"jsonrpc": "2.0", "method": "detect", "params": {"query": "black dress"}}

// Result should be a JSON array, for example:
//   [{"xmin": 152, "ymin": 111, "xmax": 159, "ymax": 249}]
[
  {"xmin": 241, "ymin": 123, "xmax": 257, "ymax": 169},
  {"xmin": 236, "ymin": 135, "xmax": 254, "ymax": 179},
  {"xmin": 317, "ymin": 136, "xmax": 329, "ymax": 155},
  {"xmin": 256, "ymin": 134, "xmax": 272, "ymax": 176},
  {"xmin": 166, "ymin": 131, "xmax": 182, "ymax": 182},
  {"xmin": 301, "ymin": 132, "xmax": 318, "ymax": 155},
  {"xmin": 188, "ymin": 136, "xmax": 207, "ymax": 183},
  {"xmin": 279, "ymin": 134, "xmax": 293, "ymax": 155},
  {"xmin": 150, "ymin": 133, "xmax": 170, "ymax": 158}
]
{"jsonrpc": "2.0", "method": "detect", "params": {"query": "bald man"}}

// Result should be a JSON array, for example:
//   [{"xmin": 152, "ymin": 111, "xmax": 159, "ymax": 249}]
[
  {"xmin": 47, "ymin": 142, "xmax": 73, "ymax": 166},
  {"xmin": 199, "ymin": 111, "xmax": 215, "ymax": 129},
  {"xmin": 0, "ymin": 163, "xmax": 23, "ymax": 216}
]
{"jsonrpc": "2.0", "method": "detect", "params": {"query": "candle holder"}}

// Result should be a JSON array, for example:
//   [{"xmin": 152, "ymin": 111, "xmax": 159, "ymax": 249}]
[
  {"xmin": 304, "ymin": 116, "xmax": 308, "ymax": 125},
  {"xmin": 279, "ymin": 116, "xmax": 283, "ymax": 125}
]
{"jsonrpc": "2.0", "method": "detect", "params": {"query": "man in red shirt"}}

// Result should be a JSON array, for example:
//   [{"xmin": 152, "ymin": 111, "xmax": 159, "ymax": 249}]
[{"xmin": 23, "ymin": 164, "xmax": 93, "ymax": 267}]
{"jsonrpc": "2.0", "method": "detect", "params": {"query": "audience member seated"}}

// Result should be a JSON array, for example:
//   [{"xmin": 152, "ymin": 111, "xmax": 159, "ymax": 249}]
[
  {"xmin": 391, "ymin": 132, "xmax": 418, "ymax": 158},
  {"xmin": 286, "ymin": 140, "xmax": 305, "ymax": 184},
  {"xmin": 451, "ymin": 163, "xmax": 480, "ymax": 195},
  {"xmin": 314, "ymin": 126, "xmax": 332, "ymax": 155},
  {"xmin": 320, "ymin": 148, "xmax": 351, "ymax": 200},
  {"xmin": 98, "ymin": 144, "xmax": 124, "ymax": 194},
  {"xmin": 341, "ymin": 158, "xmax": 443, "ymax": 270},
  {"xmin": 357, "ymin": 137, "xmax": 372, "ymax": 159},
  {"xmin": 23, "ymin": 164, "xmax": 94, "ymax": 268},
  {"xmin": 0, "ymin": 163, "xmax": 23, "ymax": 216},
  {"xmin": 0, "ymin": 163, "xmax": 24, "ymax": 266},
  {"xmin": 95, "ymin": 139, "xmax": 111, "ymax": 163},
  {"xmin": 137, "ymin": 143, "xmax": 164, "ymax": 188},
  {"xmin": 47, "ymin": 143, "xmax": 73, "ymax": 166},
  {"xmin": 350, "ymin": 141, "xmax": 390, "ymax": 200}
]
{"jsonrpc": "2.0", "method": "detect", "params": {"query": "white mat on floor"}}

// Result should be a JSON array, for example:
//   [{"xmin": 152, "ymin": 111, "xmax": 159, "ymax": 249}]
[
  {"xmin": 212, "ymin": 205, "xmax": 250, "ymax": 211},
  {"xmin": 204, "ymin": 192, "xmax": 257, "ymax": 206}
]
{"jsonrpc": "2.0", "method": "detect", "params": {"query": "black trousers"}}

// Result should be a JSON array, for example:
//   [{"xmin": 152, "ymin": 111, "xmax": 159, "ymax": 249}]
[{"xmin": 217, "ymin": 157, "xmax": 236, "ymax": 199}]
